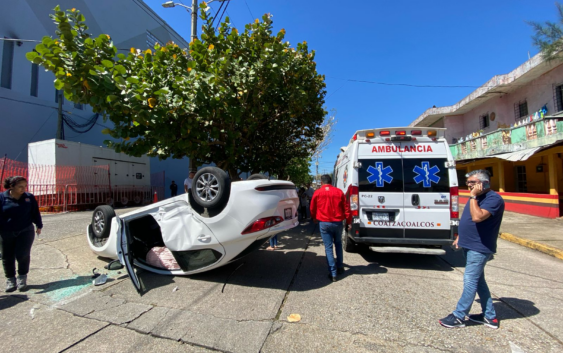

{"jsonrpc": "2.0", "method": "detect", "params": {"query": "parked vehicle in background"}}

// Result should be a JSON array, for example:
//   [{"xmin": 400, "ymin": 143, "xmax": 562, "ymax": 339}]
[{"xmin": 334, "ymin": 127, "xmax": 459, "ymax": 255}]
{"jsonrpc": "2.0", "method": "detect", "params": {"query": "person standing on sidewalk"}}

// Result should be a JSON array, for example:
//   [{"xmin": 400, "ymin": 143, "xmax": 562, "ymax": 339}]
[
  {"xmin": 170, "ymin": 181, "xmax": 178, "ymax": 197},
  {"xmin": 310, "ymin": 175, "xmax": 349, "ymax": 282},
  {"xmin": 0, "ymin": 176, "xmax": 43, "ymax": 292},
  {"xmin": 439, "ymin": 169, "xmax": 505, "ymax": 329},
  {"xmin": 184, "ymin": 171, "xmax": 195, "ymax": 194}
]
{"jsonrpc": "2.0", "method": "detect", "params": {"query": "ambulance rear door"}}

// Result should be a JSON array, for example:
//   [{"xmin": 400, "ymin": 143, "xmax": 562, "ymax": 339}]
[
  {"xmin": 401, "ymin": 141, "xmax": 451, "ymax": 240},
  {"xmin": 357, "ymin": 143, "xmax": 405, "ymax": 239}
]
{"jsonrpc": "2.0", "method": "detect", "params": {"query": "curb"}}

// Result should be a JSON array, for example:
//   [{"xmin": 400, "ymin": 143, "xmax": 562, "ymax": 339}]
[{"xmin": 500, "ymin": 232, "xmax": 563, "ymax": 260}]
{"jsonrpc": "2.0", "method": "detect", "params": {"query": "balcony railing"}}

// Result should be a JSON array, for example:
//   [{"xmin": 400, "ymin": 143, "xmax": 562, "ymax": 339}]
[{"xmin": 449, "ymin": 118, "xmax": 563, "ymax": 160}]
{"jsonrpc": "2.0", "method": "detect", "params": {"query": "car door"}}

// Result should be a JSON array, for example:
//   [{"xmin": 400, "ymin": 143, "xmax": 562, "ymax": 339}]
[
  {"xmin": 117, "ymin": 220, "xmax": 144, "ymax": 294},
  {"xmin": 357, "ymin": 143, "xmax": 405, "ymax": 238},
  {"xmin": 402, "ymin": 142, "xmax": 451, "ymax": 240}
]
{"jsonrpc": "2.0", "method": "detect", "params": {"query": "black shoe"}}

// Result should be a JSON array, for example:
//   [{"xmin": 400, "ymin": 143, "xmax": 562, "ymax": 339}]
[
  {"xmin": 439, "ymin": 313, "xmax": 465, "ymax": 328},
  {"xmin": 468, "ymin": 314, "xmax": 499, "ymax": 329},
  {"xmin": 328, "ymin": 274, "xmax": 336, "ymax": 282},
  {"xmin": 337, "ymin": 267, "xmax": 345, "ymax": 275}
]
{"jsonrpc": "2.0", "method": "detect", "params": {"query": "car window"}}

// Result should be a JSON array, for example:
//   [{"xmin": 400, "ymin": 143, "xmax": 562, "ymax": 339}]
[
  {"xmin": 358, "ymin": 159, "xmax": 403, "ymax": 192},
  {"xmin": 403, "ymin": 158, "xmax": 450, "ymax": 193},
  {"xmin": 172, "ymin": 249, "xmax": 222, "ymax": 271}
]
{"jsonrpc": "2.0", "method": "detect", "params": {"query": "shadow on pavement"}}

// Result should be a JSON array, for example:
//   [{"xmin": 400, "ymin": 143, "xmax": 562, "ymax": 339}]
[
  {"xmin": 473, "ymin": 297, "xmax": 541, "ymax": 321},
  {"xmin": 357, "ymin": 246, "xmax": 460, "ymax": 272},
  {"xmin": 0, "ymin": 295, "xmax": 28, "ymax": 311}
]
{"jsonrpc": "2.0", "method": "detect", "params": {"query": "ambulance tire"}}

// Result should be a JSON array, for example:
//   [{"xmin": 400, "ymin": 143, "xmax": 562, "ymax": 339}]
[
  {"xmin": 247, "ymin": 174, "xmax": 268, "ymax": 180},
  {"xmin": 342, "ymin": 227, "xmax": 357, "ymax": 253},
  {"xmin": 191, "ymin": 167, "xmax": 231, "ymax": 211},
  {"xmin": 92, "ymin": 205, "xmax": 115, "ymax": 239}
]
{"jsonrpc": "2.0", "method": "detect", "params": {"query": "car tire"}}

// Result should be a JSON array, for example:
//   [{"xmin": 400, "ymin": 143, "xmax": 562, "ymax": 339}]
[
  {"xmin": 342, "ymin": 226, "xmax": 357, "ymax": 253},
  {"xmin": 92, "ymin": 205, "xmax": 116, "ymax": 239},
  {"xmin": 247, "ymin": 173, "xmax": 268, "ymax": 180},
  {"xmin": 191, "ymin": 167, "xmax": 231, "ymax": 211}
]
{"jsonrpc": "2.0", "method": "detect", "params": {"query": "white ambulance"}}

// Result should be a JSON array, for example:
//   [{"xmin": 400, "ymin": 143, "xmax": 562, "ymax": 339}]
[{"xmin": 334, "ymin": 127, "xmax": 459, "ymax": 255}]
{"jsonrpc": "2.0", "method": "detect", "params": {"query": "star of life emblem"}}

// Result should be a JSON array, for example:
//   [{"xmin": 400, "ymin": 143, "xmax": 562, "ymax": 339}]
[
  {"xmin": 367, "ymin": 162, "xmax": 393, "ymax": 187},
  {"xmin": 413, "ymin": 161, "xmax": 440, "ymax": 187}
]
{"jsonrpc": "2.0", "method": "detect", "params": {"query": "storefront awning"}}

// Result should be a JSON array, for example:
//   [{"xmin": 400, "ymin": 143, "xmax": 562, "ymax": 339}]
[{"xmin": 492, "ymin": 147, "xmax": 543, "ymax": 161}]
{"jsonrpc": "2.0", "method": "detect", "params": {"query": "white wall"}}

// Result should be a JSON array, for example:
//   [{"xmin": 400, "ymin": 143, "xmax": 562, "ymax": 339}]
[{"xmin": 0, "ymin": 0, "xmax": 190, "ymax": 197}]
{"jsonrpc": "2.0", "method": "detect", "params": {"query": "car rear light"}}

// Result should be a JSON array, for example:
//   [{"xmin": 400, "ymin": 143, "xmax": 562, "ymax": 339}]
[
  {"xmin": 241, "ymin": 216, "xmax": 284, "ymax": 234},
  {"xmin": 348, "ymin": 185, "xmax": 359, "ymax": 218},
  {"xmin": 450, "ymin": 187, "xmax": 459, "ymax": 219},
  {"xmin": 396, "ymin": 131, "xmax": 406, "ymax": 135},
  {"xmin": 428, "ymin": 130, "xmax": 437, "ymax": 137},
  {"xmin": 366, "ymin": 132, "xmax": 375, "ymax": 138},
  {"xmin": 379, "ymin": 131, "xmax": 390, "ymax": 136},
  {"xmin": 411, "ymin": 130, "xmax": 422, "ymax": 135}
]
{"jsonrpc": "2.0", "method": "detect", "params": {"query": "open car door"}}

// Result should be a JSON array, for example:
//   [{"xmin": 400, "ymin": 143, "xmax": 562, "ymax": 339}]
[{"xmin": 116, "ymin": 219, "xmax": 145, "ymax": 294}]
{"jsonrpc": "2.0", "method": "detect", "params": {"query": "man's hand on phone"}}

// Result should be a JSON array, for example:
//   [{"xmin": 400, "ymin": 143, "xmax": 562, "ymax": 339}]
[{"xmin": 470, "ymin": 182, "xmax": 482, "ymax": 197}]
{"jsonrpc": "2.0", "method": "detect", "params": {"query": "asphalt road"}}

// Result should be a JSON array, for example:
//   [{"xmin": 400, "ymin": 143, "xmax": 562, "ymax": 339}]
[{"xmin": 0, "ymin": 207, "xmax": 562, "ymax": 353}]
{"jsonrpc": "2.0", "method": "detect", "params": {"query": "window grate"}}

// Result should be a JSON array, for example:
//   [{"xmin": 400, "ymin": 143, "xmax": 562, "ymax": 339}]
[
  {"xmin": 479, "ymin": 113, "xmax": 490, "ymax": 129},
  {"xmin": 515, "ymin": 166, "xmax": 527, "ymax": 192},
  {"xmin": 514, "ymin": 100, "xmax": 528, "ymax": 120},
  {"xmin": 553, "ymin": 84, "xmax": 563, "ymax": 112},
  {"xmin": 146, "ymin": 30, "xmax": 160, "ymax": 49}
]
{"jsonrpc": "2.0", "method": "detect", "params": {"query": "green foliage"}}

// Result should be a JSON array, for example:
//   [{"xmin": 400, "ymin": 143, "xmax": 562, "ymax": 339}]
[
  {"xmin": 28, "ymin": 6, "xmax": 327, "ymax": 179},
  {"xmin": 528, "ymin": 2, "xmax": 563, "ymax": 61},
  {"xmin": 284, "ymin": 157, "xmax": 314, "ymax": 186}
]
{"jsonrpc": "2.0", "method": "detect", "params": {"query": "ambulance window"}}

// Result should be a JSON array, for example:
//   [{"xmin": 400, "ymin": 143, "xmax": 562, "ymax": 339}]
[
  {"xmin": 403, "ymin": 158, "xmax": 450, "ymax": 193},
  {"xmin": 358, "ymin": 159, "xmax": 403, "ymax": 192}
]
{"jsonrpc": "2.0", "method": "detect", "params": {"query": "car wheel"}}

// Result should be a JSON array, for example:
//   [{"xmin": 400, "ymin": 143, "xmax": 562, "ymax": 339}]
[
  {"xmin": 191, "ymin": 167, "xmax": 231, "ymax": 211},
  {"xmin": 92, "ymin": 205, "xmax": 116, "ymax": 239},
  {"xmin": 342, "ymin": 226, "xmax": 357, "ymax": 253},
  {"xmin": 247, "ymin": 173, "xmax": 268, "ymax": 180}
]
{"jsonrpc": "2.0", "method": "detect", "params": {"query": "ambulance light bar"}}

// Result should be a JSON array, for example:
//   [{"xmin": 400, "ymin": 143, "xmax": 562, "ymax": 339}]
[
  {"xmin": 396, "ymin": 131, "xmax": 406, "ymax": 135},
  {"xmin": 366, "ymin": 132, "xmax": 375, "ymax": 138},
  {"xmin": 411, "ymin": 130, "xmax": 422, "ymax": 135},
  {"xmin": 379, "ymin": 131, "xmax": 390, "ymax": 136},
  {"xmin": 427, "ymin": 130, "xmax": 437, "ymax": 137}
]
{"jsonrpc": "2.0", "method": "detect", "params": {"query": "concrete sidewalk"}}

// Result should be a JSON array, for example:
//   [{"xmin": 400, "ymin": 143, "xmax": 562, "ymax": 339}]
[{"xmin": 461, "ymin": 205, "xmax": 563, "ymax": 260}]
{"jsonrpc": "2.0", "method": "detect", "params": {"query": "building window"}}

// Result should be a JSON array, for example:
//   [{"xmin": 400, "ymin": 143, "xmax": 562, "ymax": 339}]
[
  {"xmin": 479, "ymin": 113, "xmax": 490, "ymax": 129},
  {"xmin": 74, "ymin": 102, "xmax": 83, "ymax": 110},
  {"xmin": 514, "ymin": 100, "xmax": 528, "ymax": 120},
  {"xmin": 514, "ymin": 166, "xmax": 527, "ymax": 192},
  {"xmin": 553, "ymin": 84, "xmax": 563, "ymax": 112},
  {"xmin": 55, "ymin": 89, "xmax": 64, "ymax": 104},
  {"xmin": 146, "ymin": 30, "xmax": 160, "ymax": 49},
  {"xmin": 30, "ymin": 63, "xmax": 39, "ymax": 97},
  {"xmin": 1, "ymin": 38, "xmax": 15, "ymax": 89}
]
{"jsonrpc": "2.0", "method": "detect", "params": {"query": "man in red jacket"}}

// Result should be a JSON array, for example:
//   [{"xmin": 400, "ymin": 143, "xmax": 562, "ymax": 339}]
[{"xmin": 310, "ymin": 175, "xmax": 350, "ymax": 282}]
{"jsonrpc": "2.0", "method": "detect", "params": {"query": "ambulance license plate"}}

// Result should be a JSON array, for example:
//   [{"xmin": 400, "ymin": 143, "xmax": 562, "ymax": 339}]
[
  {"xmin": 284, "ymin": 208, "xmax": 292, "ymax": 219},
  {"xmin": 372, "ymin": 212, "xmax": 389, "ymax": 221}
]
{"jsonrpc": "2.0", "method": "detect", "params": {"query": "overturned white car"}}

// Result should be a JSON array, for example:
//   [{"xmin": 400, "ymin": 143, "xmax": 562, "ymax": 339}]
[{"xmin": 86, "ymin": 167, "xmax": 299, "ymax": 293}]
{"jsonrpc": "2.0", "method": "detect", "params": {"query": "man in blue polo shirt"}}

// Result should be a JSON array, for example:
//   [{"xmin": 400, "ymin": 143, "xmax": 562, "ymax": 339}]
[{"xmin": 439, "ymin": 169, "xmax": 505, "ymax": 329}]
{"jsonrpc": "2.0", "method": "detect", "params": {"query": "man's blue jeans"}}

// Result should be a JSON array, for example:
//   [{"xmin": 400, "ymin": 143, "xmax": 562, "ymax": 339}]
[
  {"xmin": 319, "ymin": 221, "xmax": 343, "ymax": 277},
  {"xmin": 453, "ymin": 249, "xmax": 496, "ymax": 320}
]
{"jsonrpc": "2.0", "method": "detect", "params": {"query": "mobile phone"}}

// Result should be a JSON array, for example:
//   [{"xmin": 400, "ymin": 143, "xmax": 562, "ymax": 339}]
[{"xmin": 482, "ymin": 181, "xmax": 490, "ymax": 189}]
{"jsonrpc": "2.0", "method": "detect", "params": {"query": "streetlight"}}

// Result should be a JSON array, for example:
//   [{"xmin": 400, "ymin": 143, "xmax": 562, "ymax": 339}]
[{"xmin": 162, "ymin": 0, "xmax": 226, "ymax": 42}]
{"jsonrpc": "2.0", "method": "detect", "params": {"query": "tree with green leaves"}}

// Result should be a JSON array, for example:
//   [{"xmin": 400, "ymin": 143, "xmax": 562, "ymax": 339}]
[
  {"xmin": 528, "ymin": 2, "xmax": 563, "ymax": 61},
  {"xmin": 27, "ymin": 5, "xmax": 327, "ymax": 179}
]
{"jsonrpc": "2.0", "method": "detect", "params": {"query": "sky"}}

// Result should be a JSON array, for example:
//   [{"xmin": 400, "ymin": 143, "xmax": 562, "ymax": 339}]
[{"xmin": 144, "ymin": 0, "xmax": 559, "ymax": 176}]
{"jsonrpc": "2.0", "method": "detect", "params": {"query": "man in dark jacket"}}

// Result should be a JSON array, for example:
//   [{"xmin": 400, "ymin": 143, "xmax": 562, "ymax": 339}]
[
  {"xmin": 310, "ymin": 175, "xmax": 349, "ymax": 282},
  {"xmin": 439, "ymin": 169, "xmax": 505, "ymax": 329}
]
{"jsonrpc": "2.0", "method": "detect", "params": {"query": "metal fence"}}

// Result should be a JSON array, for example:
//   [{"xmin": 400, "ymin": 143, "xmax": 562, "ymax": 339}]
[{"xmin": 0, "ymin": 157, "xmax": 164, "ymax": 212}]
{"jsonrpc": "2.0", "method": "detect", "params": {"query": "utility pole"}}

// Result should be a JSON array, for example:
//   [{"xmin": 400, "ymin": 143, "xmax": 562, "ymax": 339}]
[
  {"xmin": 190, "ymin": 0, "xmax": 198, "ymax": 42},
  {"xmin": 56, "ymin": 90, "xmax": 63, "ymax": 140}
]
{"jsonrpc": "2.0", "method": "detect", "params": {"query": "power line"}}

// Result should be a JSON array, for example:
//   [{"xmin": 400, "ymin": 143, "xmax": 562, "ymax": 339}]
[
  {"xmin": 243, "ymin": 0, "xmax": 255, "ymax": 21},
  {"xmin": 212, "ymin": 0, "xmax": 227, "ymax": 28},
  {"xmin": 217, "ymin": 0, "xmax": 231, "ymax": 27}
]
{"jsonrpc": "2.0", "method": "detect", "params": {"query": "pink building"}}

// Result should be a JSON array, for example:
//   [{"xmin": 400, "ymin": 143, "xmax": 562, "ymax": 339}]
[{"xmin": 410, "ymin": 54, "xmax": 563, "ymax": 218}]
